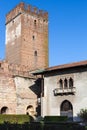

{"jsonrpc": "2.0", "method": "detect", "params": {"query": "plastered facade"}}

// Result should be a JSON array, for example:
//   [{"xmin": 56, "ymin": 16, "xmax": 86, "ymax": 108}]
[{"xmin": 41, "ymin": 67, "xmax": 87, "ymax": 120}]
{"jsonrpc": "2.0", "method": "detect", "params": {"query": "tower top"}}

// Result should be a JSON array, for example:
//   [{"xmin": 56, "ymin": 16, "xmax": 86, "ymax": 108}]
[{"xmin": 6, "ymin": 2, "xmax": 48, "ymax": 24}]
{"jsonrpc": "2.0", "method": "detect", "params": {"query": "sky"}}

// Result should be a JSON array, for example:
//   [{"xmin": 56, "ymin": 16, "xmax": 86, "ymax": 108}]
[{"xmin": 0, "ymin": 0, "xmax": 87, "ymax": 67}]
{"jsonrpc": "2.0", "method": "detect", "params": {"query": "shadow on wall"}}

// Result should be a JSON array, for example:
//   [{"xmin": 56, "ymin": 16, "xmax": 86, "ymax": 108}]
[
  {"xmin": 29, "ymin": 78, "xmax": 41, "ymax": 116},
  {"xmin": 29, "ymin": 78, "xmax": 41, "ymax": 98}
]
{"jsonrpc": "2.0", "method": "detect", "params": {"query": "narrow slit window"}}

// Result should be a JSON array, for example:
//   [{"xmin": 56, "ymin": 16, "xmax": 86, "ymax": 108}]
[
  {"xmin": 34, "ymin": 51, "xmax": 37, "ymax": 56},
  {"xmin": 34, "ymin": 20, "xmax": 36, "ymax": 26},
  {"xmin": 32, "ymin": 35, "xmax": 35, "ymax": 40}
]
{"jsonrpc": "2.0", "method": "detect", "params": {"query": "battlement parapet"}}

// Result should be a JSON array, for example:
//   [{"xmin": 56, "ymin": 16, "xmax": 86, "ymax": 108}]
[
  {"xmin": 6, "ymin": 2, "xmax": 48, "ymax": 24},
  {"xmin": 0, "ymin": 60, "xmax": 34, "ymax": 78}
]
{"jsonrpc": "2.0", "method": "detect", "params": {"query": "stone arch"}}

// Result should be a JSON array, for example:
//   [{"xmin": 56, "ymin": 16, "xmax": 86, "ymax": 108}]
[
  {"xmin": 60, "ymin": 100, "xmax": 73, "ymax": 120},
  {"xmin": 26, "ymin": 105, "xmax": 35, "ymax": 116},
  {"xmin": 1, "ymin": 106, "xmax": 9, "ymax": 114}
]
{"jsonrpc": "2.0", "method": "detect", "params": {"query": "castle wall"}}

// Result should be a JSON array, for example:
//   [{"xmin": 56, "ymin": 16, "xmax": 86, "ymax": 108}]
[
  {"xmin": 14, "ymin": 76, "xmax": 37, "ymax": 114},
  {"xmin": 0, "ymin": 61, "xmax": 16, "ymax": 114},
  {"xmin": 0, "ymin": 61, "xmax": 38, "ymax": 114}
]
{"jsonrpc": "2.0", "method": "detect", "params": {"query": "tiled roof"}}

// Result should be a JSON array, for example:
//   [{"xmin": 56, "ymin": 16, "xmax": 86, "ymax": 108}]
[
  {"xmin": 45, "ymin": 60, "xmax": 87, "ymax": 71},
  {"xmin": 33, "ymin": 60, "xmax": 87, "ymax": 74}
]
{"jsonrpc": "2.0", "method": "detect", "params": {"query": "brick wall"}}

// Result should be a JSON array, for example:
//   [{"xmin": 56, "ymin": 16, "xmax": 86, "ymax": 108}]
[{"xmin": 6, "ymin": 2, "xmax": 48, "ymax": 71}]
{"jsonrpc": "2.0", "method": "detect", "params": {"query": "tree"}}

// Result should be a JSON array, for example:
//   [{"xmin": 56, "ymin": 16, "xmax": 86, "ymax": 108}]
[{"xmin": 78, "ymin": 108, "xmax": 87, "ymax": 123}]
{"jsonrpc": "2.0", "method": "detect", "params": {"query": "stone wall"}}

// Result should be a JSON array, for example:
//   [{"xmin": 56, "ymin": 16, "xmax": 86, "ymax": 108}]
[
  {"xmin": 0, "ymin": 60, "xmax": 38, "ymax": 114},
  {"xmin": 0, "ymin": 61, "xmax": 16, "ymax": 114}
]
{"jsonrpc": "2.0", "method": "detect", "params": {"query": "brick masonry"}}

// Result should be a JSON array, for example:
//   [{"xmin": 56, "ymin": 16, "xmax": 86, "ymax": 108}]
[
  {"xmin": 0, "ymin": 60, "xmax": 39, "ymax": 115},
  {"xmin": 0, "ymin": 2, "xmax": 49, "ymax": 115},
  {"xmin": 6, "ymin": 2, "xmax": 48, "ymax": 71}
]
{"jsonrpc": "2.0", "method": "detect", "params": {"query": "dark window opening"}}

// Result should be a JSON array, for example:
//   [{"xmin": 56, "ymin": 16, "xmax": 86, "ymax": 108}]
[
  {"xmin": 69, "ymin": 78, "xmax": 73, "ymax": 88},
  {"xmin": 64, "ymin": 79, "xmax": 68, "ymax": 89},
  {"xmin": 34, "ymin": 20, "xmax": 36, "ymax": 26},
  {"xmin": 43, "ymin": 19, "xmax": 45, "ymax": 22},
  {"xmin": 59, "ymin": 79, "xmax": 63, "ymax": 89},
  {"xmin": 34, "ymin": 51, "xmax": 37, "ymax": 56},
  {"xmin": 32, "ymin": 35, "xmax": 35, "ymax": 40}
]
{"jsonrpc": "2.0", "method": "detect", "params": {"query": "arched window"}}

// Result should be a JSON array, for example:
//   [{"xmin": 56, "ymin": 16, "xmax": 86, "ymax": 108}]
[
  {"xmin": 59, "ymin": 79, "xmax": 63, "ymax": 89},
  {"xmin": 60, "ymin": 100, "xmax": 73, "ymax": 111},
  {"xmin": 69, "ymin": 78, "xmax": 73, "ymax": 88},
  {"xmin": 1, "ymin": 106, "xmax": 8, "ymax": 114},
  {"xmin": 64, "ymin": 78, "xmax": 68, "ymax": 89}
]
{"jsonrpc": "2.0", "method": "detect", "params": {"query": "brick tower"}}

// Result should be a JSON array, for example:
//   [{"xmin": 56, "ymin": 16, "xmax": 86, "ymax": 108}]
[{"xmin": 5, "ymin": 2, "xmax": 48, "ymax": 70}]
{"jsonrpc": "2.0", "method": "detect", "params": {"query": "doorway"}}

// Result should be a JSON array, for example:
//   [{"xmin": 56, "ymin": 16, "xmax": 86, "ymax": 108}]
[{"xmin": 60, "ymin": 100, "xmax": 73, "ymax": 120}]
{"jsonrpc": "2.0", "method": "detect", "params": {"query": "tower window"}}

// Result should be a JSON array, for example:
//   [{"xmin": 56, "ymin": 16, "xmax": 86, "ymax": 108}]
[
  {"xmin": 32, "ymin": 35, "xmax": 35, "ymax": 40},
  {"xmin": 34, "ymin": 20, "xmax": 36, "ymax": 26},
  {"xmin": 43, "ymin": 19, "xmax": 45, "ymax": 22},
  {"xmin": 34, "ymin": 51, "xmax": 37, "ymax": 56}
]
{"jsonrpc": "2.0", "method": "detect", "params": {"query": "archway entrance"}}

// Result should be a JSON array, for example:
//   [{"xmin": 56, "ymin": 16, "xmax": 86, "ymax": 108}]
[
  {"xmin": 60, "ymin": 100, "xmax": 73, "ymax": 120},
  {"xmin": 1, "ymin": 106, "xmax": 9, "ymax": 114},
  {"xmin": 26, "ymin": 105, "xmax": 35, "ymax": 116}
]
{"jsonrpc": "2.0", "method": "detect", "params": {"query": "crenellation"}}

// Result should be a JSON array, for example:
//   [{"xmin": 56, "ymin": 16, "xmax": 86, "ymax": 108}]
[
  {"xmin": 33, "ymin": 7, "xmax": 38, "ymax": 14},
  {"xmin": 6, "ymin": 2, "xmax": 48, "ymax": 24},
  {"xmin": 27, "ymin": 5, "xmax": 31, "ymax": 12},
  {"xmin": 6, "ymin": 2, "xmax": 24, "ymax": 24}
]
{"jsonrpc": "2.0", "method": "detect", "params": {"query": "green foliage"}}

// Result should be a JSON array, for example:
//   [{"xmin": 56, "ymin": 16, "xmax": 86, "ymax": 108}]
[
  {"xmin": 0, "ymin": 114, "xmax": 33, "ymax": 124},
  {"xmin": 0, "ymin": 121, "xmax": 85, "ymax": 130},
  {"xmin": 44, "ymin": 116, "xmax": 68, "ymax": 122},
  {"xmin": 78, "ymin": 108, "xmax": 87, "ymax": 122},
  {"xmin": 85, "ymin": 126, "xmax": 87, "ymax": 130},
  {"xmin": 0, "ymin": 115, "xmax": 85, "ymax": 130},
  {"xmin": 44, "ymin": 122, "xmax": 85, "ymax": 130},
  {"xmin": 30, "ymin": 122, "xmax": 42, "ymax": 130},
  {"xmin": 0, "ymin": 122, "xmax": 30, "ymax": 130}
]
